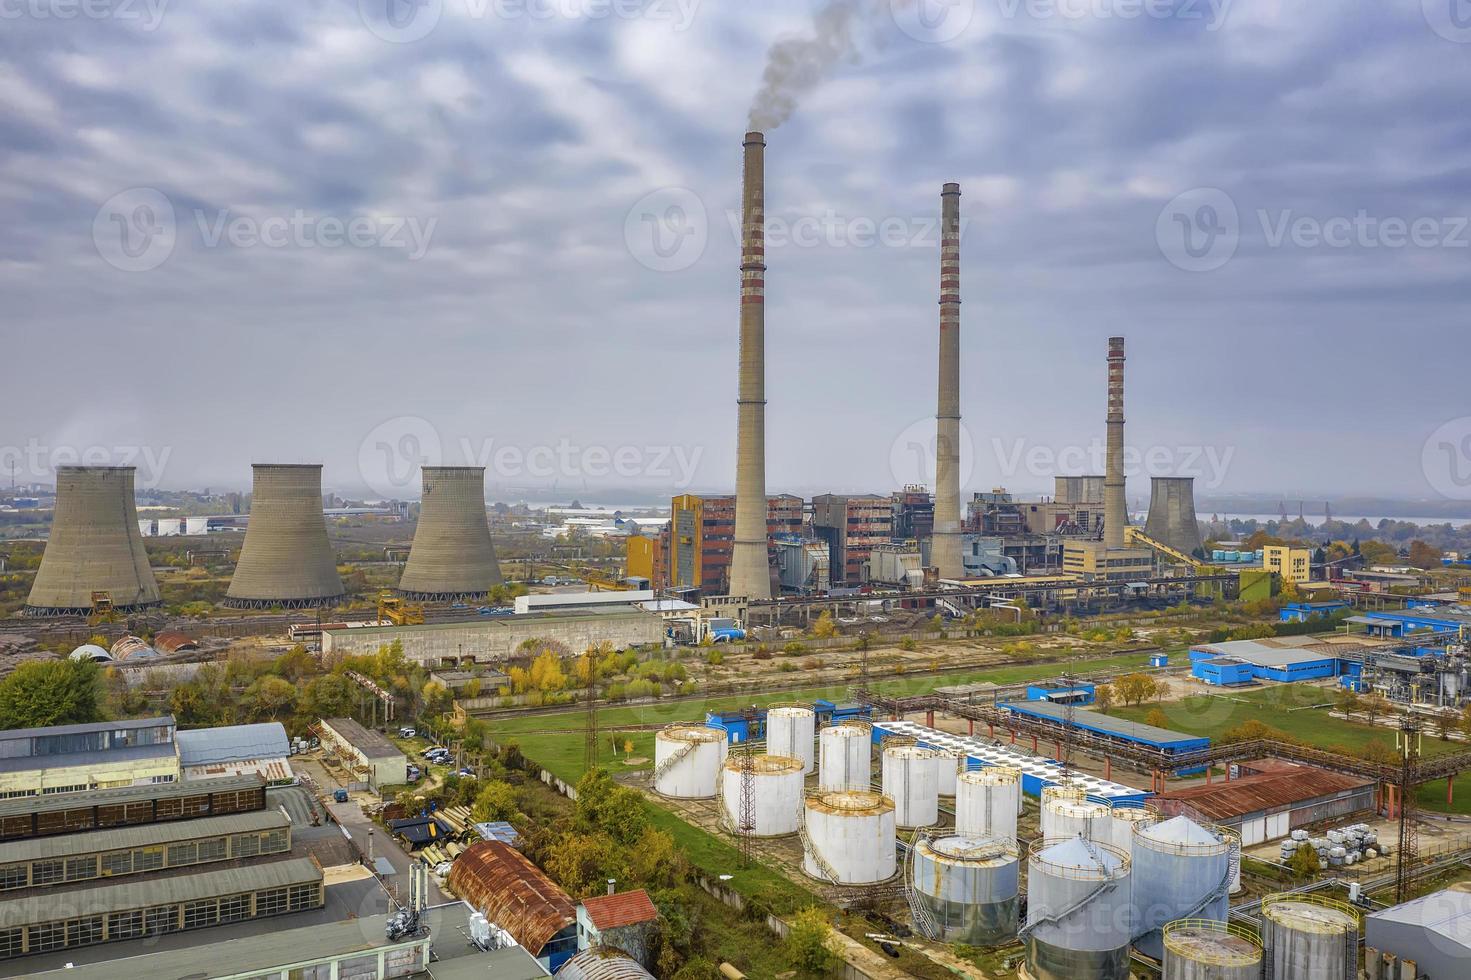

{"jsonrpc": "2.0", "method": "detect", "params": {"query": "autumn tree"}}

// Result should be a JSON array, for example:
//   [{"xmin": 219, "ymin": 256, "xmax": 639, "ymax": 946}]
[
  {"xmin": 1094, "ymin": 684, "xmax": 1116, "ymax": 714},
  {"xmin": 0, "ymin": 659, "xmax": 104, "ymax": 729},
  {"xmin": 1408, "ymin": 540, "xmax": 1443, "ymax": 569},
  {"xmin": 245, "ymin": 676, "xmax": 298, "ymax": 721},
  {"xmin": 810, "ymin": 611, "xmax": 837, "ymax": 639},
  {"xmin": 784, "ymin": 907, "xmax": 837, "ymax": 974},
  {"xmin": 1145, "ymin": 709, "xmax": 1171, "ymax": 730},
  {"xmin": 470, "ymin": 780, "xmax": 520, "ymax": 823}
]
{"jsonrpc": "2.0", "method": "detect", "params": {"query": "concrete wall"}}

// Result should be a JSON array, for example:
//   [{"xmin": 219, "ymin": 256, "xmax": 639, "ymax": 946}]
[{"xmin": 322, "ymin": 611, "xmax": 665, "ymax": 666}]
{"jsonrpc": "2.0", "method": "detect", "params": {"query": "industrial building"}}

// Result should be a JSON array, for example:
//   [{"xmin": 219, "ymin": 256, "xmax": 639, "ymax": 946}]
[
  {"xmin": 175, "ymin": 722, "xmax": 293, "ymax": 784},
  {"xmin": 514, "ymin": 591, "xmax": 657, "ymax": 615},
  {"xmin": 315, "ymin": 717, "xmax": 408, "ymax": 790},
  {"xmin": 1060, "ymin": 538, "xmax": 1153, "ymax": 583},
  {"xmin": 889, "ymin": 486, "xmax": 934, "ymax": 542},
  {"xmin": 0, "ymin": 774, "xmax": 267, "ymax": 843},
  {"xmin": 449, "ymin": 840, "xmax": 579, "ymax": 972},
  {"xmin": 397, "ymin": 466, "xmax": 503, "ymax": 600},
  {"xmin": 1365, "ymin": 883, "xmax": 1471, "ymax": 980},
  {"xmin": 0, "ymin": 716, "xmax": 180, "ymax": 798},
  {"xmin": 1155, "ymin": 760, "xmax": 1376, "ymax": 845},
  {"xmin": 668, "ymin": 492, "xmax": 803, "ymax": 592},
  {"xmin": 25, "ymin": 466, "xmax": 161, "ymax": 616},
  {"xmin": 773, "ymin": 534, "xmax": 831, "ymax": 594},
  {"xmin": 320, "ymin": 608, "xmax": 664, "ymax": 666},
  {"xmin": 225, "ymin": 464, "xmax": 345, "ymax": 609},
  {"xmin": 812, "ymin": 493, "xmax": 893, "ymax": 586},
  {"xmin": 998, "ymin": 700, "xmax": 1211, "ymax": 768},
  {"xmin": 865, "ymin": 541, "xmax": 925, "ymax": 588},
  {"xmin": 1263, "ymin": 543, "xmax": 1314, "ymax": 584},
  {"xmin": 1280, "ymin": 599, "xmax": 1350, "ymax": 623},
  {"xmin": 1189, "ymin": 636, "xmax": 1368, "ymax": 685}
]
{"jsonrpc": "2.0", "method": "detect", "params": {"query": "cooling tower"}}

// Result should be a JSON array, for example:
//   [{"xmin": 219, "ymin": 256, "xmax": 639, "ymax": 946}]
[
  {"xmin": 932, "ymin": 182, "xmax": 964, "ymax": 580},
  {"xmin": 397, "ymin": 466, "xmax": 503, "ymax": 600},
  {"xmin": 1144, "ymin": 476, "xmax": 1204, "ymax": 557},
  {"xmin": 225, "ymin": 464, "xmax": 345, "ymax": 609},
  {"xmin": 1103, "ymin": 336, "xmax": 1128, "ymax": 549},
  {"xmin": 25, "ymin": 466, "xmax": 160, "ymax": 616},
  {"xmin": 728, "ymin": 130, "xmax": 772, "ymax": 600}
]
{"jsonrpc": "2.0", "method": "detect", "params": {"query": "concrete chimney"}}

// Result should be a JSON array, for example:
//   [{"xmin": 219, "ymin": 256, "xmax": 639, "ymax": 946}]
[
  {"xmin": 1145, "ymin": 476, "xmax": 1204, "ymax": 557},
  {"xmin": 1103, "ymin": 336, "xmax": 1128, "ymax": 549},
  {"xmin": 728, "ymin": 131, "xmax": 772, "ymax": 600},
  {"xmin": 226, "ymin": 464, "xmax": 345, "ymax": 609},
  {"xmin": 932, "ymin": 182, "xmax": 964, "ymax": 580},
  {"xmin": 25, "ymin": 466, "xmax": 160, "ymax": 616},
  {"xmin": 398, "ymin": 466, "xmax": 503, "ymax": 600}
]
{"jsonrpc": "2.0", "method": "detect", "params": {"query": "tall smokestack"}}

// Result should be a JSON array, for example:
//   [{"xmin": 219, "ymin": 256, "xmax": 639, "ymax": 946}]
[
  {"xmin": 932, "ymin": 182, "xmax": 963, "ymax": 580},
  {"xmin": 728, "ymin": 131, "xmax": 772, "ymax": 599},
  {"xmin": 1103, "ymin": 336, "xmax": 1128, "ymax": 549}
]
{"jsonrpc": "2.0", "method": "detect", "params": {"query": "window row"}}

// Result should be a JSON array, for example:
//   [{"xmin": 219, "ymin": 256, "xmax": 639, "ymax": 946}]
[{"xmin": 0, "ymin": 829, "xmax": 290, "ymax": 891}]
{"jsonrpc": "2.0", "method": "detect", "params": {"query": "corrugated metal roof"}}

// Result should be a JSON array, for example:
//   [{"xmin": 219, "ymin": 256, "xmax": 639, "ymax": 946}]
[
  {"xmin": 1000, "ymin": 699, "xmax": 1206, "ymax": 747},
  {"xmin": 448, "ymin": 840, "xmax": 575, "ymax": 954},
  {"xmin": 322, "ymin": 718, "xmax": 404, "ymax": 760},
  {"xmin": 1155, "ymin": 764, "xmax": 1374, "ymax": 822},
  {"xmin": 2, "ymin": 809, "xmax": 289, "ymax": 864},
  {"xmin": 0, "ymin": 715, "xmax": 176, "ymax": 742},
  {"xmin": 0, "ymin": 740, "xmax": 178, "ymax": 776},
  {"xmin": 0, "ymin": 856, "xmax": 321, "ymax": 926},
  {"xmin": 0, "ymin": 773, "xmax": 264, "ymax": 820},
  {"xmin": 1367, "ymin": 884, "xmax": 1471, "ymax": 948},
  {"xmin": 555, "ymin": 948, "xmax": 655, "ymax": 979},
  {"xmin": 152, "ymin": 631, "xmax": 200, "ymax": 654},
  {"xmin": 581, "ymin": 890, "xmax": 658, "ymax": 931},
  {"xmin": 177, "ymin": 723, "xmax": 291, "ymax": 767}
]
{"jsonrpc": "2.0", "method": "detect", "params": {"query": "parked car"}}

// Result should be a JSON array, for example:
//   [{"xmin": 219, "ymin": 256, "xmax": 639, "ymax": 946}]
[
  {"xmin": 420, "ymin": 746, "xmax": 446, "ymax": 758},
  {"xmin": 332, "ymin": 789, "xmax": 349, "ymax": 803},
  {"xmin": 398, "ymin": 727, "xmax": 417, "ymax": 738},
  {"xmin": 406, "ymin": 765, "xmax": 422, "ymax": 781},
  {"xmin": 456, "ymin": 767, "xmax": 476, "ymax": 778}
]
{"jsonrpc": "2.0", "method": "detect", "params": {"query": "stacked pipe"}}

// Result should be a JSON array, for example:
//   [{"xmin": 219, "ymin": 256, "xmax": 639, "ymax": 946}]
[
  {"xmin": 1103, "ymin": 336, "xmax": 1128, "ymax": 549},
  {"xmin": 932, "ymin": 182, "xmax": 964, "ymax": 580}
]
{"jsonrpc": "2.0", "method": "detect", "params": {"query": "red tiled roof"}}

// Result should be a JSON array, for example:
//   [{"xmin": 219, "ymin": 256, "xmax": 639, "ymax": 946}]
[
  {"xmin": 581, "ymin": 889, "xmax": 658, "ymax": 931},
  {"xmin": 1155, "ymin": 763, "xmax": 1374, "ymax": 823},
  {"xmin": 449, "ymin": 840, "xmax": 576, "ymax": 953}
]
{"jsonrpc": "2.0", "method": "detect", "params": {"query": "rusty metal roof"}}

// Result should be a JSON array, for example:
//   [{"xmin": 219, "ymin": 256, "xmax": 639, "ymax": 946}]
[
  {"xmin": 153, "ymin": 630, "xmax": 200, "ymax": 654},
  {"xmin": 448, "ymin": 840, "xmax": 575, "ymax": 954},
  {"xmin": 554, "ymin": 948, "xmax": 655, "ymax": 979},
  {"xmin": 1155, "ymin": 764, "xmax": 1374, "ymax": 823},
  {"xmin": 581, "ymin": 889, "xmax": 658, "ymax": 931}
]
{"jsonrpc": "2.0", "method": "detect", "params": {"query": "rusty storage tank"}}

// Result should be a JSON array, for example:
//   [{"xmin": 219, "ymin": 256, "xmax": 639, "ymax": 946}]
[
  {"xmin": 719, "ymin": 754, "xmax": 805, "ymax": 837},
  {"xmin": 653, "ymin": 725, "xmax": 727, "ymax": 799},
  {"xmin": 1162, "ymin": 920, "xmax": 1263, "ymax": 980},
  {"xmin": 912, "ymin": 834, "xmax": 1021, "ymax": 945},
  {"xmin": 25, "ymin": 466, "xmax": 160, "ymax": 615},
  {"xmin": 225, "ymin": 464, "xmax": 344, "ymax": 608},
  {"xmin": 1259, "ymin": 893, "xmax": 1360, "ymax": 980},
  {"xmin": 802, "ymin": 790, "xmax": 896, "ymax": 885},
  {"xmin": 397, "ymin": 466, "xmax": 503, "ymax": 600}
]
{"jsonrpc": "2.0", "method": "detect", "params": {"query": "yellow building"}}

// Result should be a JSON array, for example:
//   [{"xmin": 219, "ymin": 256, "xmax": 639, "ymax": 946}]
[
  {"xmin": 1264, "ymin": 545, "xmax": 1313, "ymax": 584},
  {"xmin": 0, "ymin": 717, "xmax": 180, "ymax": 798},
  {"xmin": 1061, "ymin": 540, "xmax": 1154, "ymax": 583},
  {"xmin": 625, "ymin": 534, "xmax": 658, "ymax": 584}
]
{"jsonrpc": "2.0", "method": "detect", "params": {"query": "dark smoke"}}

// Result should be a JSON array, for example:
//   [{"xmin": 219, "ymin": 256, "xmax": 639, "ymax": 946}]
[{"xmin": 748, "ymin": 0, "xmax": 869, "ymax": 131}]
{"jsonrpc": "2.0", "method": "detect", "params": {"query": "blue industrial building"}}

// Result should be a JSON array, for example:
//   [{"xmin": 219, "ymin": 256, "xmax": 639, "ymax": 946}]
[
  {"xmin": 1193, "ymin": 658, "xmax": 1256, "ymax": 686},
  {"xmin": 1353, "ymin": 609, "xmax": 1471, "ymax": 640},
  {"xmin": 1023, "ymin": 681, "xmax": 1096, "ymax": 705},
  {"xmin": 999, "ymin": 699, "xmax": 1210, "ymax": 773},
  {"xmin": 1280, "ymin": 600, "xmax": 1350, "ymax": 623},
  {"xmin": 1189, "ymin": 637, "xmax": 1344, "ymax": 685}
]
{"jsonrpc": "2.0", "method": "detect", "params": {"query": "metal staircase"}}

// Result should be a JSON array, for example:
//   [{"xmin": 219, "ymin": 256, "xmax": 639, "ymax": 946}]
[
  {"xmin": 1019, "ymin": 839, "xmax": 1123, "ymax": 941},
  {"xmin": 797, "ymin": 800, "xmax": 841, "ymax": 884},
  {"xmin": 652, "ymin": 741, "xmax": 694, "ymax": 783},
  {"xmin": 903, "ymin": 830, "xmax": 942, "ymax": 940}
]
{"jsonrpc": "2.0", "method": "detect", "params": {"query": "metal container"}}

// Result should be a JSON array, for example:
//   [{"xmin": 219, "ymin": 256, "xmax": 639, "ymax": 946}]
[
  {"xmin": 1162, "ymin": 919, "xmax": 1263, "ymax": 980},
  {"xmin": 1260, "ymin": 894, "xmax": 1359, "ymax": 980},
  {"xmin": 912, "ymin": 834, "xmax": 1020, "ymax": 945},
  {"xmin": 1107, "ymin": 802, "xmax": 1157, "ymax": 856},
  {"xmin": 1130, "ymin": 815, "xmax": 1234, "ymax": 960},
  {"xmin": 802, "ymin": 790, "xmax": 896, "ymax": 884},
  {"xmin": 956, "ymin": 767, "xmax": 1020, "ymax": 841},
  {"xmin": 1024, "ymin": 837, "xmax": 1133, "ymax": 980},
  {"xmin": 818, "ymin": 724, "xmax": 871, "ymax": 792},
  {"xmin": 767, "ymin": 706, "xmax": 816, "ymax": 775},
  {"xmin": 1041, "ymin": 790, "xmax": 1110, "ymax": 843},
  {"xmin": 719, "ymin": 754, "xmax": 805, "ymax": 837},
  {"xmin": 653, "ymin": 725, "xmax": 727, "ymax": 799},
  {"xmin": 934, "ymin": 749, "xmax": 964, "ymax": 797},
  {"xmin": 882, "ymin": 745, "xmax": 941, "ymax": 829}
]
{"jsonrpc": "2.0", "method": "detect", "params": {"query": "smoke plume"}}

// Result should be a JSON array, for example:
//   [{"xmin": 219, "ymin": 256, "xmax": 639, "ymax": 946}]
[{"xmin": 748, "ymin": 0, "xmax": 867, "ymax": 131}]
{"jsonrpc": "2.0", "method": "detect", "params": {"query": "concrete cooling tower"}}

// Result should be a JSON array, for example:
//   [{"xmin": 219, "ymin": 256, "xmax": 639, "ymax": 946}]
[
  {"xmin": 225, "ymin": 464, "xmax": 345, "ymax": 609},
  {"xmin": 1144, "ymin": 476, "xmax": 1204, "ymax": 557},
  {"xmin": 397, "ymin": 466, "xmax": 503, "ymax": 600},
  {"xmin": 25, "ymin": 466, "xmax": 160, "ymax": 616}
]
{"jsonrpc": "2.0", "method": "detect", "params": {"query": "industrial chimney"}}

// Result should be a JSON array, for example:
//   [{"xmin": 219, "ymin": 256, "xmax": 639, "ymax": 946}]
[
  {"xmin": 1103, "ymin": 336, "xmax": 1129, "ymax": 549},
  {"xmin": 397, "ymin": 466, "xmax": 503, "ymax": 600},
  {"xmin": 225, "ymin": 464, "xmax": 345, "ymax": 609},
  {"xmin": 932, "ymin": 182, "xmax": 964, "ymax": 580},
  {"xmin": 728, "ymin": 130, "xmax": 772, "ymax": 600},
  {"xmin": 1145, "ymin": 476, "xmax": 1204, "ymax": 557},
  {"xmin": 25, "ymin": 466, "xmax": 160, "ymax": 616}
]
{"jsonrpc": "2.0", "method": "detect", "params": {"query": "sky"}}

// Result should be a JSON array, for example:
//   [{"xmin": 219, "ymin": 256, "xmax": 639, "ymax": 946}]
[{"xmin": 3, "ymin": 0, "xmax": 1470, "ymax": 506}]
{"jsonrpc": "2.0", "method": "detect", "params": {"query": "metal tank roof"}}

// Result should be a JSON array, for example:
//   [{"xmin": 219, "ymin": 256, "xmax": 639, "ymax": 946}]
[
  {"xmin": 723, "ymin": 753, "xmax": 803, "ymax": 774},
  {"xmin": 809, "ymin": 790, "xmax": 893, "ymax": 816},
  {"xmin": 1031, "ymin": 836, "xmax": 1128, "ymax": 877},
  {"xmin": 398, "ymin": 466, "xmax": 503, "ymax": 600},
  {"xmin": 1138, "ymin": 814, "xmax": 1226, "ymax": 847}
]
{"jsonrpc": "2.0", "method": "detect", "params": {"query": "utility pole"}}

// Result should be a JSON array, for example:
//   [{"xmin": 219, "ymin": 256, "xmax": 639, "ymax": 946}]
[
  {"xmin": 738, "ymin": 706, "xmax": 757, "ymax": 869},
  {"xmin": 583, "ymin": 653, "xmax": 599, "ymax": 774},
  {"xmin": 1395, "ymin": 717, "xmax": 1421, "ymax": 904}
]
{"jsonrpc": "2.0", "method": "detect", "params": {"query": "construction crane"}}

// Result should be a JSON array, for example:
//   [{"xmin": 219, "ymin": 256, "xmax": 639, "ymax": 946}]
[
  {"xmin": 376, "ymin": 591, "xmax": 425, "ymax": 626},
  {"xmin": 1124, "ymin": 526, "xmax": 1202, "ymax": 569}
]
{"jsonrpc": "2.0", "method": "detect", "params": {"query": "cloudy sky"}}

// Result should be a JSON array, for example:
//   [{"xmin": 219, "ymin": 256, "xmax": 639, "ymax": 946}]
[{"xmin": 3, "ymin": 0, "xmax": 1469, "ymax": 505}]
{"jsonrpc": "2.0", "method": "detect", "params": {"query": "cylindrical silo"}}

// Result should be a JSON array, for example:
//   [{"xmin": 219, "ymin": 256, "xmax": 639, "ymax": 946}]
[
  {"xmin": 653, "ymin": 725, "xmax": 727, "ymax": 799},
  {"xmin": 882, "ymin": 745, "xmax": 941, "ymax": 829},
  {"xmin": 767, "ymin": 705, "xmax": 816, "ymax": 775},
  {"xmin": 397, "ymin": 466, "xmax": 503, "ymax": 600},
  {"xmin": 25, "ymin": 466, "xmax": 161, "ymax": 615},
  {"xmin": 719, "ymin": 754, "xmax": 804, "ymax": 837},
  {"xmin": 1024, "ymin": 837, "xmax": 1133, "ymax": 980},
  {"xmin": 1162, "ymin": 920, "xmax": 1263, "ymax": 980},
  {"xmin": 934, "ymin": 749, "xmax": 964, "ymax": 797},
  {"xmin": 818, "ymin": 724, "xmax": 871, "ymax": 792},
  {"xmin": 1041, "ymin": 790, "xmax": 1110, "ymax": 843},
  {"xmin": 225, "ymin": 464, "xmax": 345, "ymax": 608},
  {"xmin": 1259, "ymin": 894, "xmax": 1359, "ymax": 980},
  {"xmin": 956, "ymin": 767, "xmax": 1020, "ymax": 841},
  {"xmin": 1108, "ymin": 803, "xmax": 1157, "ymax": 857},
  {"xmin": 1131, "ymin": 815, "xmax": 1234, "ymax": 960},
  {"xmin": 802, "ymin": 790, "xmax": 896, "ymax": 885},
  {"xmin": 912, "ymin": 835, "xmax": 1020, "ymax": 945}
]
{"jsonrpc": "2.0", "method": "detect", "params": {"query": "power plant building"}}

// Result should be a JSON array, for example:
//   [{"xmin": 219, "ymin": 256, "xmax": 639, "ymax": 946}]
[
  {"xmin": 668, "ymin": 492, "xmax": 802, "ymax": 592},
  {"xmin": 1143, "ymin": 476, "xmax": 1203, "ymax": 557},
  {"xmin": 0, "ymin": 716, "xmax": 180, "ymax": 798},
  {"xmin": 25, "ymin": 466, "xmax": 160, "ymax": 616},
  {"xmin": 812, "ymin": 493, "xmax": 893, "ymax": 586},
  {"xmin": 397, "ymin": 466, "xmax": 503, "ymax": 600},
  {"xmin": 225, "ymin": 464, "xmax": 345, "ymax": 609}
]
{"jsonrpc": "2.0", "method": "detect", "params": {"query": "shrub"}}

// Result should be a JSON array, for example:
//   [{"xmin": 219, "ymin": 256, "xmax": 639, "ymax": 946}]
[
  {"xmin": 705, "ymin": 650, "xmax": 724, "ymax": 666},
  {"xmin": 899, "ymin": 636, "xmax": 917, "ymax": 651},
  {"xmin": 782, "ymin": 641, "xmax": 807, "ymax": 656}
]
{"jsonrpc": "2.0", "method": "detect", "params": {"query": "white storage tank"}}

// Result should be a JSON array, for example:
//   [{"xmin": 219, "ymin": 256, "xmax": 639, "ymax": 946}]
[
  {"xmin": 1130, "ymin": 815, "xmax": 1234, "ymax": 959},
  {"xmin": 1040, "ymin": 790, "xmax": 1110, "ymax": 843},
  {"xmin": 818, "ymin": 723, "xmax": 871, "ymax": 792},
  {"xmin": 1024, "ymin": 837, "xmax": 1133, "ymax": 980},
  {"xmin": 766, "ymin": 705, "xmax": 816, "ymax": 775},
  {"xmin": 956, "ymin": 767, "xmax": 1020, "ymax": 842},
  {"xmin": 653, "ymin": 724, "xmax": 727, "ymax": 799},
  {"xmin": 882, "ymin": 744, "xmax": 941, "ymax": 829},
  {"xmin": 1107, "ymin": 802, "xmax": 1156, "ymax": 856},
  {"xmin": 934, "ymin": 749, "xmax": 964, "ymax": 797},
  {"xmin": 1260, "ymin": 894, "xmax": 1359, "ymax": 980},
  {"xmin": 1162, "ymin": 919, "xmax": 1263, "ymax": 980},
  {"xmin": 911, "ymin": 834, "xmax": 1020, "ymax": 945},
  {"xmin": 802, "ymin": 790, "xmax": 897, "ymax": 885},
  {"xmin": 718, "ymin": 754, "xmax": 805, "ymax": 837}
]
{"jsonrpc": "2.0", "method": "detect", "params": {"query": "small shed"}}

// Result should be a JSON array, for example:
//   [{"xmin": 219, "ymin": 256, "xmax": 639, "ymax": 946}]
[{"xmin": 576, "ymin": 889, "xmax": 659, "ymax": 967}]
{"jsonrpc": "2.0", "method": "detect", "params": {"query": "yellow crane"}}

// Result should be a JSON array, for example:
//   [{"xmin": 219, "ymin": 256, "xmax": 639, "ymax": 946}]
[
  {"xmin": 87, "ymin": 591, "xmax": 118, "ymax": 626},
  {"xmin": 376, "ymin": 591, "xmax": 425, "ymax": 626},
  {"xmin": 1124, "ymin": 526, "xmax": 1202, "ymax": 569}
]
